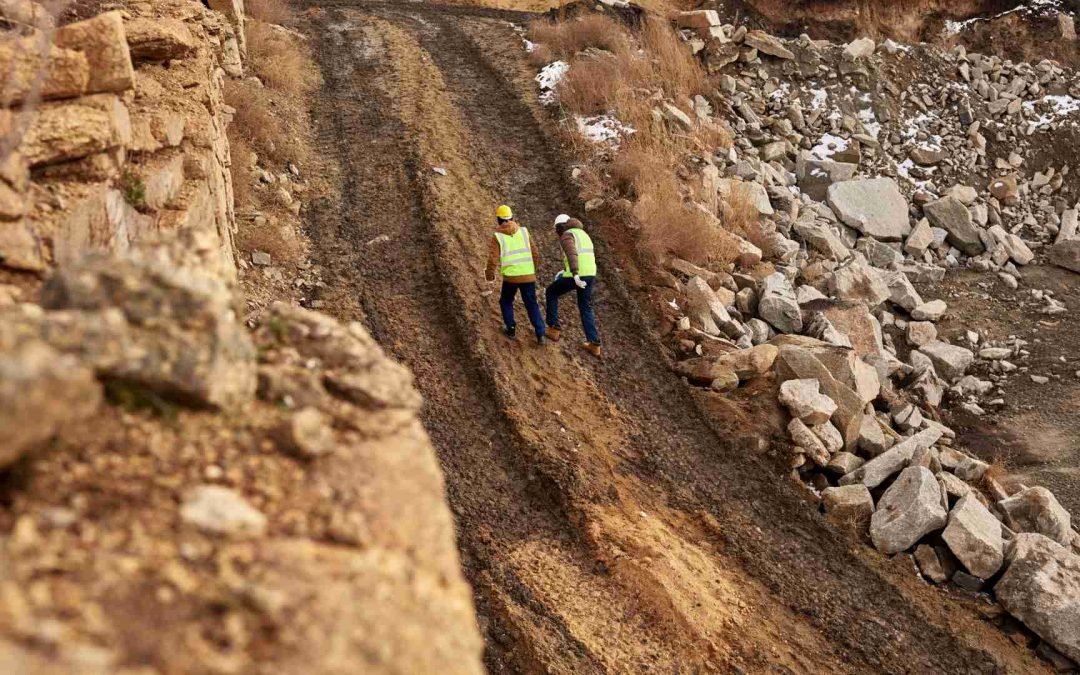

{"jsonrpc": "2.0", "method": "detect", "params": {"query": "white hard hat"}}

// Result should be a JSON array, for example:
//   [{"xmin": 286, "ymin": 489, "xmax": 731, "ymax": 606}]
[{"xmin": 554, "ymin": 214, "xmax": 571, "ymax": 225}]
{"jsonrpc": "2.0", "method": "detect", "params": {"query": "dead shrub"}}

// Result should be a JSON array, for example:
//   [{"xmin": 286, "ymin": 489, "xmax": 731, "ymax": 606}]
[
  {"xmin": 527, "ymin": 14, "xmax": 631, "ymax": 60},
  {"xmin": 237, "ymin": 215, "xmax": 304, "ymax": 265},
  {"xmin": 720, "ymin": 184, "xmax": 762, "ymax": 242},
  {"xmin": 632, "ymin": 164, "xmax": 731, "ymax": 265},
  {"xmin": 246, "ymin": 22, "xmax": 320, "ymax": 96},
  {"xmin": 639, "ymin": 15, "xmax": 707, "ymax": 100},
  {"xmin": 246, "ymin": 0, "xmax": 293, "ymax": 26},
  {"xmin": 225, "ymin": 79, "xmax": 312, "ymax": 169},
  {"xmin": 557, "ymin": 55, "xmax": 625, "ymax": 115}
]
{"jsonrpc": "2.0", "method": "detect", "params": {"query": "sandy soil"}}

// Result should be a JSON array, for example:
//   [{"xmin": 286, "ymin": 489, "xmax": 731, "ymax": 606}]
[{"xmin": 302, "ymin": 2, "xmax": 1050, "ymax": 671}]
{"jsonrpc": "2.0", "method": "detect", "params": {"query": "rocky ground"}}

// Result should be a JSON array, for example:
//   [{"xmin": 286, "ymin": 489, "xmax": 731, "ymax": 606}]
[
  {"xmin": 3, "ymin": 0, "xmax": 1080, "ymax": 670},
  {"xmin": 531, "ymin": 2, "xmax": 1080, "ymax": 667}
]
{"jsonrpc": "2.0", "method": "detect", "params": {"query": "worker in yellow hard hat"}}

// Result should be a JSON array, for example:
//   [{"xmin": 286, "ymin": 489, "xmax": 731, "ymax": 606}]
[{"xmin": 486, "ymin": 205, "xmax": 546, "ymax": 345}]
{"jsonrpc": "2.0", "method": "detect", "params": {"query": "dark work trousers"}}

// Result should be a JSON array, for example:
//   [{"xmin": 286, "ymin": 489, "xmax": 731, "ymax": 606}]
[
  {"xmin": 499, "ymin": 281, "xmax": 546, "ymax": 338},
  {"xmin": 545, "ymin": 275, "xmax": 599, "ymax": 344}
]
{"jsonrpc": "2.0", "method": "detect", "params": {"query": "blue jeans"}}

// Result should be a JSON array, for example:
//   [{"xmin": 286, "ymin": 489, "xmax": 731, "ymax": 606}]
[
  {"xmin": 545, "ymin": 275, "xmax": 599, "ymax": 344},
  {"xmin": 500, "ymin": 281, "xmax": 545, "ymax": 338}
]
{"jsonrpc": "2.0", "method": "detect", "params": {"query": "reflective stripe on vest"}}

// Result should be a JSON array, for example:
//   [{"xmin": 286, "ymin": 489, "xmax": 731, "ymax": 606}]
[
  {"xmin": 495, "ymin": 227, "xmax": 535, "ymax": 277},
  {"xmin": 563, "ymin": 228, "xmax": 597, "ymax": 276}
]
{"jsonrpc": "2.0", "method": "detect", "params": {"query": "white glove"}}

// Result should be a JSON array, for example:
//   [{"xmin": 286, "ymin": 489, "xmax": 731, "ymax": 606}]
[{"xmin": 573, "ymin": 275, "xmax": 587, "ymax": 289}]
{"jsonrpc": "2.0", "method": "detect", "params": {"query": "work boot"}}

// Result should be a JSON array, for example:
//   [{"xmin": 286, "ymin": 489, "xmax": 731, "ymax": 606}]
[
  {"xmin": 546, "ymin": 327, "xmax": 562, "ymax": 342},
  {"xmin": 503, "ymin": 326, "xmax": 517, "ymax": 340},
  {"xmin": 536, "ymin": 334, "xmax": 546, "ymax": 346},
  {"xmin": 581, "ymin": 341, "xmax": 601, "ymax": 358}
]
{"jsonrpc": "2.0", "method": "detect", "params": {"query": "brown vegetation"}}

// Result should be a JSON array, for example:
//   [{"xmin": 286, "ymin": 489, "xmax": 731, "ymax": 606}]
[
  {"xmin": 225, "ymin": 8, "xmax": 320, "ymax": 268},
  {"xmin": 246, "ymin": 22, "xmax": 321, "ymax": 96},
  {"xmin": 531, "ymin": 11, "xmax": 736, "ymax": 266},
  {"xmin": 245, "ymin": 0, "xmax": 294, "ymax": 25}
]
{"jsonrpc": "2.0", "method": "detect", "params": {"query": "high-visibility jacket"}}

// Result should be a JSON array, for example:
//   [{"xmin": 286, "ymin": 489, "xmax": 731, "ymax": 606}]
[
  {"xmin": 495, "ymin": 227, "xmax": 536, "ymax": 278},
  {"xmin": 563, "ymin": 228, "xmax": 597, "ymax": 276}
]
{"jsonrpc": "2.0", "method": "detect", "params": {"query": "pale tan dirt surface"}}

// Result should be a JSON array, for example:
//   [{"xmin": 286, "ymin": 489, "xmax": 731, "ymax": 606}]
[
  {"xmin": 930, "ymin": 266, "xmax": 1080, "ymax": 518},
  {"xmin": 302, "ymin": 2, "xmax": 1049, "ymax": 671}
]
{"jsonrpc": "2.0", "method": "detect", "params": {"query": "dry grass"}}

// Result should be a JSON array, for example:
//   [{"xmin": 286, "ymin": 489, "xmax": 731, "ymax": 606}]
[
  {"xmin": 639, "ymin": 15, "xmax": 707, "ymax": 101},
  {"xmin": 230, "ymin": 136, "xmax": 256, "ymax": 210},
  {"xmin": 531, "ymin": 10, "xmax": 733, "ymax": 266},
  {"xmin": 527, "ymin": 43, "xmax": 554, "ymax": 68},
  {"xmin": 237, "ymin": 216, "xmax": 304, "ymax": 265},
  {"xmin": 246, "ymin": 22, "xmax": 321, "ymax": 96},
  {"xmin": 246, "ymin": 0, "xmax": 294, "ymax": 26},
  {"xmin": 527, "ymin": 14, "xmax": 631, "ymax": 60}
]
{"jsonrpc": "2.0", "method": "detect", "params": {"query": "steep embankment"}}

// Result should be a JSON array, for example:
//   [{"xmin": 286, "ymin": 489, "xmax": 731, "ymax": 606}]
[{"xmin": 304, "ymin": 2, "xmax": 1045, "ymax": 671}]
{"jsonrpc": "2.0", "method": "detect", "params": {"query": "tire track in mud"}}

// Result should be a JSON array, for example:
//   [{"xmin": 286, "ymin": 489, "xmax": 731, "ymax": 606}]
[{"xmin": 305, "ymin": 4, "xmax": 1046, "ymax": 673}]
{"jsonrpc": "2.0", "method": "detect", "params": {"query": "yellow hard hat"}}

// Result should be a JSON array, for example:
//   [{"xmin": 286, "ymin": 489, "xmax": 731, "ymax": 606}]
[{"xmin": 496, "ymin": 205, "xmax": 513, "ymax": 220}]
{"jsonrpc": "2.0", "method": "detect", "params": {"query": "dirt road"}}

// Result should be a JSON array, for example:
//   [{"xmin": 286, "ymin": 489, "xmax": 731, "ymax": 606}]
[{"xmin": 303, "ymin": 3, "xmax": 1045, "ymax": 671}]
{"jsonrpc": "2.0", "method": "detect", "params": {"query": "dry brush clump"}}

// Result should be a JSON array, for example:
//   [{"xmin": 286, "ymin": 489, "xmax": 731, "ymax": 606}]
[
  {"xmin": 224, "ymin": 3, "xmax": 320, "ymax": 266},
  {"xmin": 530, "ymin": 12, "xmax": 739, "ymax": 267}
]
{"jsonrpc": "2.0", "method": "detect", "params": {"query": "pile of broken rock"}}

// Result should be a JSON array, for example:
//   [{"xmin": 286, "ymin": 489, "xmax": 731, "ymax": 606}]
[{"xmin": 656, "ymin": 11, "xmax": 1080, "ymax": 667}]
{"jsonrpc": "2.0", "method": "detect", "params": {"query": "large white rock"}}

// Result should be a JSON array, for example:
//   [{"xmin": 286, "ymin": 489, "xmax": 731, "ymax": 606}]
[
  {"xmin": 995, "ymin": 534, "xmax": 1080, "ymax": 664},
  {"xmin": 986, "ymin": 225, "xmax": 1034, "ymax": 266},
  {"xmin": 942, "ymin": 494, "xmax": 1004, "ymax": 579},
  {"xmin": 779, "ymin": 378, "xmax": 836, "ymax": 425},
  {"xmin": 793, "ymin": 220, "xmax": 850, "ymax": 261},
  {"xmin": 827, "ymin": 178, "xmax": 911, "ymax": 241},
  {"xmin": 918, "ymin": 341, "xmax": 974, "ymax": 382},
  {"xmin": 758, "ymin": 272, "xmax": 803, "ymax": 334},
  {"xmin": 870, "ymin": 466, "xmax": 948, "ymax": 555},
  {"xmin": 829, "ymin": 257, "xmax": 891, "ymax": 308},
  {"xmin": 684, "ymin": 276, "xmax": 743, "ymax": 338},
  {"xmin": 841, "ymin": 427, "xmax": 942, "ymax": 489},
  {"xmin": 822, "ymin": 484, "xmax": 874, "ymax": 522},
  {"xmin": 998, "ymin": 486, "xmax": 1073, "ymax": 546},
  {"xmin": 880, "ymin": 270, "xmax": 924, "ymax": 312}
]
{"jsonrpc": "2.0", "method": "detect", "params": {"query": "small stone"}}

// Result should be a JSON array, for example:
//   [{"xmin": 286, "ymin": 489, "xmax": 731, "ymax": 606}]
[
  {"xmin": 822, "ymin": 484, "xmax": 874, "ymax": 523},
  {"xmin": 906, "ymin": 321, "xmax": 937, "ymax": 348},
  {"xmin": 276, "ymin": 407, "xmax": 335, "ymax": 459},
  {"xmin": 180, "ymin": 485, "xmax": 267, "ymax": 538},
  {"xmin": 251, "ymin": 251, "xmax": 272, "ymax": 267},
  {"xmin": 911, "ymin": 299, "xmax": 947, "ymax": 322}
]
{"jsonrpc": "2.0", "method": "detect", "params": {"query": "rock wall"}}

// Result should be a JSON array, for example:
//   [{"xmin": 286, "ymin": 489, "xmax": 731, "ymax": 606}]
[{"xmin": 1, "ymin": 0, "xmax": 243, "ymax": 279}]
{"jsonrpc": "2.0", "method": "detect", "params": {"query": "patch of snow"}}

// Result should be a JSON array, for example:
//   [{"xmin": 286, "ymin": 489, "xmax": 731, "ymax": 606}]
[
  {"xmin": 857, "ymin": 107, "xmax": 881, "ymax": 138},
  {"xmin": 810, "ymin": 133, "xmax": 850, "ymax": 159},
  {"xmin": 575, "ymin": 115, "xmax": 635, "ymax": 145},
  {"xmin": 523, "ymin": 39, "xmax": 536, "ymax": 53},
  {"xmin": 536, "ymin": 61, "xmax": 568, "ymax": 90},
  {"xmin": 1022, "ymin": 94, "xmax": 1080, "ymax": 129},
  {"xmin": 807, "ymin": 88, "xmax": 828, "ymax": 111}
]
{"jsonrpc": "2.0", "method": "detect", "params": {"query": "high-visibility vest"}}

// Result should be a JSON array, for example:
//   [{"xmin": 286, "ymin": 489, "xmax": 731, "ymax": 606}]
[
  {"xmin": 563, "ymin": 228, "xmax": 597, "ymax": 276},
  {"xmin": 495, "ymin": 227, "xmax": 536, "ymax": 277}
]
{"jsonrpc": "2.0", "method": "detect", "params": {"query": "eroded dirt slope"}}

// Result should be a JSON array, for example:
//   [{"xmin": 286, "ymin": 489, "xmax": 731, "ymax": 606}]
[{"xmin": 304, "ymin": 3, "xmax": 1047, "ymax": 672}]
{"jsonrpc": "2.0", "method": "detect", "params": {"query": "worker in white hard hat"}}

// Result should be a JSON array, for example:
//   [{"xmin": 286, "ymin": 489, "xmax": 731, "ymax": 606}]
[{"xmin": 545, "ymin": 214, "xmax": 600, "ymax": 357}]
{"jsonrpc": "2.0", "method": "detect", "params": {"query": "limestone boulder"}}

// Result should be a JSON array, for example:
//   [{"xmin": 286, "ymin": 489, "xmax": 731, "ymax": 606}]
[
  {"xmin": 841, "ymin": 427, "xmax": 942, "ymax": 489},
  {"xmin": 880, "ymin": 270, "xmax": 923, "ymax": 313},
  {"xmin": 942, "ymin": 494, "xmax": 1004, "ymax": 580},
  {"xmin": 685, "ymin": 276, "xmax": 743, "ymax": 338},
  {"xmin": 998, "ymin": 487, "xmax": 1073, "ymax": 546},
  {"xmin": 793, "ymin": 220, "xmax": 850, "ymax": 261},
  {"xmin": 918, "ymin": 341, "xmax": 974, "ymax": 382},
  {"xmin": 40, "ymin": 252, "xmax": 257, "ymax": 409},
  {"xmin": 827, "ymin": 178, "xmax": 911, "ymax": 241},
  {"xmin": 676, "ymin": 344, "xmax": 777, "ymax": 385},
  {"xmin": 779, "ymin": 379, "xmax": 836, "ymax": 425},
  {"xmin": 924, "ymin": 196, "xmax": 985, "ymax": 256},
  {"xmin": 758, "ymin": 272, "xmax": 802, "ymax": 334},
  {"xmin": 774, "ymin": 344, "xmax": 864, "ymax": 450},
  {"xmin": 822, "ymin": 484, "xmax": 874, "ymax": 523},
  {"xmin": 54, "ymin": 11, "xmax": 135, "ymax": 94},
  {"xmin": 21, "ymin": 94, "xmax": 132, "ymax": 168},
  {"xmin": 744, "ymin": 30, "xmax": 795, "ymax": 59},
  {"xmin": 829, "ymin": 257, "xmax": 891, "ymax": 308},
  {"xmin": 1049, "ymin": 239, "xmax": 1080, "ymax": 274},
  {"xmin": 796, "ymin": 153, "xmax": 857, "ymax": 202},
  {"xmin": 905, "ymin": 218, "xmax": 934, "ymax": 256},
  {"xmin": 995, "ymin": 534, "xmax": 1080, "ymax": 664},
  {"xmin": 124, "ymin": 18, "xmax": 198, "ymax": 63},
  {"xmin": 788, "ymin": 417, "xmax": 830, "ymax": 466},
  {"xmin": 870, "ymin": 466, "xmax": 949, "ymax": 555}
]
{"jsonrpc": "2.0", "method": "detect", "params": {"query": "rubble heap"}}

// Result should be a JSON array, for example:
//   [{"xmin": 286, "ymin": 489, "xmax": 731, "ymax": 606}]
[{"xmin": 653, "ymin": 10, "xmax": 1080, "ymax": 667}]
